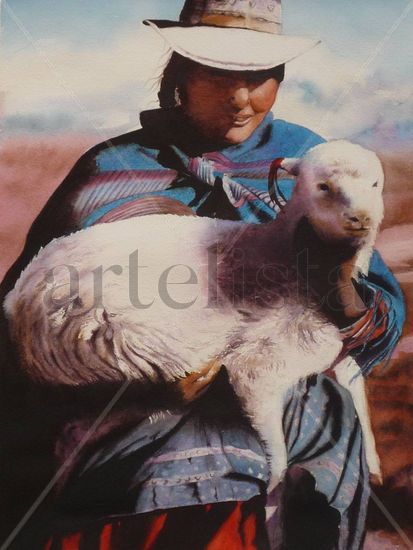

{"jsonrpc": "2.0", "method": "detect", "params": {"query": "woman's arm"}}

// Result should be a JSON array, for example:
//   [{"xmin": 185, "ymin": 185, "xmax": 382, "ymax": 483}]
[{"xmin": 340, "ymin": 249, "xmax": 406, "ymax": 374}]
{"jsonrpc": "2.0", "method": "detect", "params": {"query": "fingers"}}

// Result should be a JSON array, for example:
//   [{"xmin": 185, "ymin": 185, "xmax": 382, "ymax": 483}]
[{"xmin": 177, "ymin": 359, "xmax": 222, "ymax": 403}]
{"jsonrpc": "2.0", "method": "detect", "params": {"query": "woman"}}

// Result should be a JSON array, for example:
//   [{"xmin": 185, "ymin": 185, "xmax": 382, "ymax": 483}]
[{"xmin": 0, "ymin": 1, "xmax": 405, "ymax": 549}]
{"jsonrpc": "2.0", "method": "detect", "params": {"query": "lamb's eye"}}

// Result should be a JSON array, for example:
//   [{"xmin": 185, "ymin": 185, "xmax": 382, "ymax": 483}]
[
  {"xmin": 372, "ymin": 181, "xmax": 378, "ymax": 188},
  {"xmin": 318, "ymin": 183, "xmax": 330, "ymax": 192}
]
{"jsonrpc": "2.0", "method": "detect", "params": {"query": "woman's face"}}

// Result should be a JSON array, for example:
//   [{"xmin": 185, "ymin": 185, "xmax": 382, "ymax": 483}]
[{"xmin": 182, "ymin": 64, "xmax": 280, "ymax": 146}]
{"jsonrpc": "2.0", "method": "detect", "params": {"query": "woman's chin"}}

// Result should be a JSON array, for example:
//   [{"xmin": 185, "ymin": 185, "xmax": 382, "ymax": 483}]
[
  {"xmin": 223, "ymin": 123, "xmax": 259, "ymax": 145},
  {"xmin": 223, "ymin": 112, "xmax": 270, "ymax": 144},
  {"xmin": 187, "ymin": 114, "xmax": 267, "ymax": 147}
]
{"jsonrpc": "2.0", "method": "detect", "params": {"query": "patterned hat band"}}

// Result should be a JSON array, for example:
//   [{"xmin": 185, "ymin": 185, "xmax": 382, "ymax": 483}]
[
  {"xmin": 180, "ymin": 0, "xmax": 282, "ymax": 34},
  {"xmin": 198, "ymin": 13, "xmax": 281, "ymax": 33}
]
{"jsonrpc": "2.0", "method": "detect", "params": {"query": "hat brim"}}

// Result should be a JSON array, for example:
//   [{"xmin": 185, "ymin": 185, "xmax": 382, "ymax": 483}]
[{"xmin": 144, "ymin": 20, "xmax": 320, "ymax": 71}]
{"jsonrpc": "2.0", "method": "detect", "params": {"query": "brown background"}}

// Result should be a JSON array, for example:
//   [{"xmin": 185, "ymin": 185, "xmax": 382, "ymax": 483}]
[{"xmin": 1, "ymin": 135, "xmax": 412, "ymax": 547}]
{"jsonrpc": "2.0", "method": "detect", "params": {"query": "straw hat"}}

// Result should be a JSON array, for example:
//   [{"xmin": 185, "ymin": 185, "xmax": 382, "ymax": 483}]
[{"xmin": 144, "ymin": 0, "xmax": 319, "ymax": 71}]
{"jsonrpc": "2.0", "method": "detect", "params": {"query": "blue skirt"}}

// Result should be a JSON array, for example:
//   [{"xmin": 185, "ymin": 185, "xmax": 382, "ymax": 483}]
[{"xmin": 53, "ymin": 372, "xmax": 369, "ymax": 549}]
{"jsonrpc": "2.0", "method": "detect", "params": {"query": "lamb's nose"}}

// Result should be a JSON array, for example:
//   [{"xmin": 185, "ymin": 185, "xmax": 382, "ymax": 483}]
[{"xmin": 346, "ymin": 212, "xmax": 370, "ymax": 228}]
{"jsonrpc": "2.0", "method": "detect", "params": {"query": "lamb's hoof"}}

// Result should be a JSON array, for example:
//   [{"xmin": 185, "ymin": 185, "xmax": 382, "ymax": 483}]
[
  {"xmin": 369, "ymin": 471, "xmax": 383, "ymax": 486},
  {"xmin": 366, "ymin": 451, "xmax": 383, "ymax": 485},
  {"xmin": 177, "ymin": 360, "xmax": 222, "ymax": 403},
  {"xmin": 266, "ymin": 502, "xmax": 278, "ymax": 522},
  {"xmin": 266, "ymin": 479, "xmax": 281, "ymax": 520}
]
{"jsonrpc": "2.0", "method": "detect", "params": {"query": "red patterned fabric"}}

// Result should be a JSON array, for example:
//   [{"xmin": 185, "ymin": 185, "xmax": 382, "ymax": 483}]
[
  {"xmin": 339, "ymin": 290, "xmax": 389, "ymax": 361},
  {"xmin": 44, "ymin": 498, "xmax": 269, "ymax": 550}
]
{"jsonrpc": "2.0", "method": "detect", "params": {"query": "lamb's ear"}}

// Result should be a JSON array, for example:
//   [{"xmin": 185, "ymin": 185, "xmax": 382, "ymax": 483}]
[{"xmin": 268, "ymin": 157, "xmax": 301, "ymax": 208}]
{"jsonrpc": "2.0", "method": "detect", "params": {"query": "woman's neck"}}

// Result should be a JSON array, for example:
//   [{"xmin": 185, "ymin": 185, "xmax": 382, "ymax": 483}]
[
  {"xmin": 175, "ymin": 110, "xmax": 235, "ymax": 155},
  {"xmin": 141, "ymin": 107, "xmax": 264, "ymax": 156}
]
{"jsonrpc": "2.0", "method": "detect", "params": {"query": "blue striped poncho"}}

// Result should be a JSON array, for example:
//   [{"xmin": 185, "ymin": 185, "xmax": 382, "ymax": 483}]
[{"xmin": 3, "ymin": 109, "xmax": 405, "ymax": 549}]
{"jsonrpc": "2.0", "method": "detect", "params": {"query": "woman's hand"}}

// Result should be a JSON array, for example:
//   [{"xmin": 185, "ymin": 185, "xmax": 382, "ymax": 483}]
[
  {"xmin": 336, "ymin": 259, "xmax": 368, "ymax": 321},
  {"xmin": 176, "ymin": 360, "xmax": 223, "ymax": 403}
]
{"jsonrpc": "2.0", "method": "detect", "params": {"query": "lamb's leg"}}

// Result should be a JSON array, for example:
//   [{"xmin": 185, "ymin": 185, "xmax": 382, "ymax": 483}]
[
  {"xmin": 265, "ymin": 402, "xmax": 288, "ymax": 493},
  {"xmin": 242, "ymin": 387, "xmax": 287, "ymax": 548},
  {"xmin": 334, "ymin": 357, "xmax": 382, "ymax": 483},
  {"xmin": 238, "ymin": 386, "xmax": 288, "ymax": 492}
]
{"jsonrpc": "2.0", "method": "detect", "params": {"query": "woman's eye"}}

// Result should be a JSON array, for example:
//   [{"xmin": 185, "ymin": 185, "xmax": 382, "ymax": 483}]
[
  {"xmin": 318, "ymin": 183, "xmax": 330, "ymax": 192},
  {"xmin": 210, "ymin": 73, "xmax": 226, "ymax": 81}
]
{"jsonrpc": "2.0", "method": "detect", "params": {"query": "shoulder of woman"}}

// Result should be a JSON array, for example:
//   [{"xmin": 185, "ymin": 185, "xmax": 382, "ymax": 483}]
[
  {"xmin": 46, "ymin": 127, "xmax": 165, "ymax": 212},
  {"xmin": 75, "ymin": 127, "xmax": 159, "ymax": 175},
  {"xmin": 2, "ymin": 129, "xmax": 158, "ymax": 284},
  {"xmin": 271, "ymin": 118, "xmax": 326, "ymax": 155}
]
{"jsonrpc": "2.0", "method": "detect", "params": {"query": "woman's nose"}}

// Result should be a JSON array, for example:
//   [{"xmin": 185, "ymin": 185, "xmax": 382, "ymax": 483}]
[{"xmin": 230, "ymin": 85, "xmax": 251, "ymax": 109}]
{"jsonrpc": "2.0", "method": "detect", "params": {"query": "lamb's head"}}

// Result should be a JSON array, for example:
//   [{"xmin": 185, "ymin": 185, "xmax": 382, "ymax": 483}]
[{"xmin": 278, "ymin": 140, "xmax": 384, "ymax": 248}]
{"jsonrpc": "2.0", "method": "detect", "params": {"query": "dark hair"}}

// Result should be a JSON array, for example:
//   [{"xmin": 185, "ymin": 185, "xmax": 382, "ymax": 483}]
[{"xmin": 158, "ymin": 52, "xmax": 285, "ymax": 109}]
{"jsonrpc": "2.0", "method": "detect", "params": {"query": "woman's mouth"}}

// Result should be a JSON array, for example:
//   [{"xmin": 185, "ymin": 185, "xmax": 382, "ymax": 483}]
[{"xmin": 232, "ymin": 115, "xmax": 254, "ymax": 127}]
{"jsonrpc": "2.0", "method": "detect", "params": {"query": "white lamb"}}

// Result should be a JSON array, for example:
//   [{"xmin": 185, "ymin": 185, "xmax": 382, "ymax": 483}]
[{"xmin": 4, "ymin": 140, "xmax": 384, "ymax": 489}]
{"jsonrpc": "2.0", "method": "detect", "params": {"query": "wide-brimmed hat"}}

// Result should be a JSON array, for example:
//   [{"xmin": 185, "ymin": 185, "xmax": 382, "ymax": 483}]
[{"xmin": 144, "ymin": 0, "xmax": 319, "ymax": 71}]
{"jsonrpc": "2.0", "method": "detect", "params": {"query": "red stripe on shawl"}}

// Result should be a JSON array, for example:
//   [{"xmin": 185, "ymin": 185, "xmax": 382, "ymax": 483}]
[
  {"xmin": 339, "ymin": 292, "xmax": 389, "ymax": 360},
  {"xmin": 74, "ymin": 170, "xmax": 178, "ymax": 222},
  {"xmin": 97, "ymin": 196, "xmax": 196, "ymax": 224},
  {"xmin": 89, "ymin": 170, "xmax": 177, "ymax": 184},
  {"xmin": 202, "ymin": 151, "xmax": 274, "ymax": 171}
]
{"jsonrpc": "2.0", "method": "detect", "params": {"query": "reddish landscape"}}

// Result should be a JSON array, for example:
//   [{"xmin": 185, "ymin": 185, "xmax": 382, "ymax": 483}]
[{"xmin": 1, "ymin": 135, "xmax": 412, "ymax": 547}]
